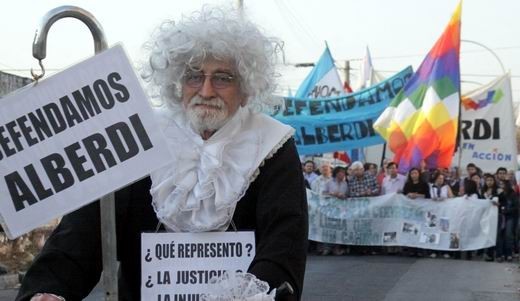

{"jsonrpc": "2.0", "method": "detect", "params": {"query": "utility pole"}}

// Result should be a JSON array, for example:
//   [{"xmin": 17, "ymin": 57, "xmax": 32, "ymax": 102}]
[
  {"xmin": 237, "ymin": 0, "xmax": 244, "ymax": 18},
  {"xmin": 344, "ymin": 60, "xmax": 351, "ymax": 87}
]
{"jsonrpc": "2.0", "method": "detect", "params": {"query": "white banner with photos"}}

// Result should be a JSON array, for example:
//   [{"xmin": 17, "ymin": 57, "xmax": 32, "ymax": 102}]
[{"xmin": 308, "ymin": 191, "xmax": 498, "ymax": 251}]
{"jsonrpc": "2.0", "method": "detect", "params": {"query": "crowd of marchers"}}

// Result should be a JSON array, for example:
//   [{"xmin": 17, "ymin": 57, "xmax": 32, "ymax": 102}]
[{"xmin": 302, "ymin": 159, "xmax": 519, "ymax": 262}]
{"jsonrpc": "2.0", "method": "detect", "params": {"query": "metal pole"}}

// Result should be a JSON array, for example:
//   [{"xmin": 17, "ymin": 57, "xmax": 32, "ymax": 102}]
[
  {"xmin": 32, "ymin": 6, "xmax": 118, "ymax": 301},
  {"xmin": 461, "ymin": 39, "xmax": 506, "ymax": 74},
  {"xmin": 344, "ymin": 60, "xmax": 350, "ymax": 85}
]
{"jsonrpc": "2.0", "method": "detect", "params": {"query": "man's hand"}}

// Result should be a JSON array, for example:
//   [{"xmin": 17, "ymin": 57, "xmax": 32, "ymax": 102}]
[{"xmin": 31, "ymin": 293, "xmax": 65, "ymax": 301}]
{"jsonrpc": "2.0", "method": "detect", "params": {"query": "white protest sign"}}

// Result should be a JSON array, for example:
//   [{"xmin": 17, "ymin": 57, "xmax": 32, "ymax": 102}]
[
  {"xmin": 141, "ymin": 232, "xmax": 255, "ymax": 301},
  {"xmin": 0, "ymin": 45, "xmax": 172, "ymax": 239},
  {"xmin": 458, "ymin": 73, "xmax": 518, "ymax": 172}
]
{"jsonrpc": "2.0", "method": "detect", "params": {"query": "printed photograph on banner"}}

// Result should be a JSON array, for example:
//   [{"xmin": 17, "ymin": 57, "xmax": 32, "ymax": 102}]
[
  {"xmin": 402, "ymin": 222, "xmax": 419, "ymax": 235},
  {"xmin": 440, "ymin": 218, "xmax": 450, "ymax": 232},
  {"xmin": 420, "ymin": 232, "xmax": 440, "ymax": 245},
  {"xmin": 424, "ymin": 212, "xmax": 438, "ymax": 228},
  {"xmin": 449, "ymin": 233, "xmax": 460, "ymax": 249},
  {"xmin": 383, "ymin": 232, "xmax": 397, "ymax": 244}
]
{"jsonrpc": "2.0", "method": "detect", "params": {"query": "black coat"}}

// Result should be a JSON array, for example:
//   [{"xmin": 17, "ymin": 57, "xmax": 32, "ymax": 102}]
[{"xmin": 17, "ymin": 138, "xmax": 308, "ymax": 301}]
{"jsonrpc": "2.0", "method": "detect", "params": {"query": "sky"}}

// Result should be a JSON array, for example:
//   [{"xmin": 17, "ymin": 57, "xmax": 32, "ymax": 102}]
[{"xmin": 1, "ymin": 0, "xmax": 520, "ymax": 100}]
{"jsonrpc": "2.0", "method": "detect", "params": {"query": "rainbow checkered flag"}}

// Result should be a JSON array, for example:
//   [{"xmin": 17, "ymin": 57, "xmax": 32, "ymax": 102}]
[{"xmin": 374, "ymin": 2, "xmax": 461, "ymax": 172}]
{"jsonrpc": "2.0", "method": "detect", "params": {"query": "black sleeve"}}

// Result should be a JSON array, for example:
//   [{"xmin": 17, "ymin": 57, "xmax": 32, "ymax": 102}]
[
  {"xmin": 423, "ymin": 183, "xmax": 431, "ymax": 199},
  {"xmin": 402, "ymin": 182, "xmax": 410, "ymax": 195},
  {"xmin": 15, "ymin": 201, "xmax": 103, "ymax": 301},
  {"xmin": 247, "ymin": 138, "xmax": 308, "ymax": 300},
  {"xmin": 16, "ymin": 184, "xmax": 134, "ymax": 301}
]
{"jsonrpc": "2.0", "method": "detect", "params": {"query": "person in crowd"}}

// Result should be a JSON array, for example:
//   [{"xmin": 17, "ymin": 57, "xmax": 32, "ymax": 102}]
[
  {"xmin": 376, "ymin": 159, "xmax": 389, "ymax": 187},
  {"xmin": 401, "ymin": 168, "xmax": 430, "ymax": 257},
  {"xmin": 364, "ymin": 162, "xmax": 378, "ymax": 177},
  {"xmin": 466, "ymin": 163, "xmax": 479, "ymax": 179},
  {"xmin": 419, "ymin": 160, "xmax": 432, "ymax": 183},
  {"xmin": 482, "ymin": 174, "xmax": 499, "ymax": 201},
  {"xmin": 346, "ymin": 163, "xmax": 354, "ymax": 182},
  {"xmin": 463, "ymin": 179, "xmax": 481, "ymax": 199},
  {"xmin": 323, "ymin": 166, "xmax": 348, "ymax": 199},
  {"xmin": 311, "ymin": 162, "xmax": 332, "ymax": 196},
  {"xmin": 447, "ymin": 166, "xmax": 462, "ymax": 196},
  {"xmin": 496, "ymin": 167, "xmax": 508, "ymax": 182},
  {"xmin": 348, "ymin": 161, "xmax": 379, "ymax": 197},
  {"xmin": 381, "ymin": 162, "xmax": 406, "ymax": 195},
  {"xmin": 482, "ymin": 174, "xmax": 500, "ymax": 261},
  {"xmin": 459, "ymin": 163, "xmax": 480, "ymax": 196},
  {"xmin": 17, "ymin": 6, "xmax": 307, "ymax": 301},
  {"xmin": 402, "ymin": 168, "xmax": 431, "ymax": 199},
  {"xmin": 429, "ymin": 171, "xmax": 454, "ymax": 200},
  {"xmin": 470, "ymin": 173, "xmax": 483, "ymax": 196},
  {"xmin": 347, "ymin": 161, "xmax": 379, "ymax": 255},
  {"xmin": 495, "ymin": 179, "xmax": 519, "ymax": 262},
  {"xmin": 427, "ymin": 170, "xmax": 453, "ymax": 259},
  {"xmin": 303, "ymin": 160, "xmax": 318, "ymax": 188},
  {"xmin": 320, "ymin": 166, "xmax": 348, "ymax": 256},
  {"xmin": 459, "ymin": 179, "xmax": 483, "ymax": 260}
]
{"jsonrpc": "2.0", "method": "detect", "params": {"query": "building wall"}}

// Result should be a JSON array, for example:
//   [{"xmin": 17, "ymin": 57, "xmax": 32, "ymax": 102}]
[{"xmin": 0, "ymin": 71, "xmax": 32, "ymax": 98}]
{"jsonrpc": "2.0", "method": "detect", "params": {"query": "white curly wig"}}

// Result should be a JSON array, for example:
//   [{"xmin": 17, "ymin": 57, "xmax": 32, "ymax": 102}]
[{"xmin": 140, "ymin": 5, "xmax": 282, "ymax": 112}]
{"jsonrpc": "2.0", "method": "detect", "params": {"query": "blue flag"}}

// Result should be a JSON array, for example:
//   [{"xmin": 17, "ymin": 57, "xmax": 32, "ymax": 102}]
[{"xmin": 295, "ymin": 45, "xmax": 345, "ymax": 98}]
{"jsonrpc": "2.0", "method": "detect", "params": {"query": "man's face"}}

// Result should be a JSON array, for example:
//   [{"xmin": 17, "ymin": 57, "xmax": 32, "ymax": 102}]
[
  {"xmin": 387, "ymin": 165, "xmax": 397, "ymax": 177},
  {"xmin": 320, "ymin": 164, "xmax": 331, "ymax": 177},
  {"xmin": 497, "ymin": 170, "xmax": 507, "ymax": 180},
  {"xmin": 181, "ymin": 59, "xmax": 245, "ymax": 132},
  {"xmin": 368, "ymin": 164, "xmax": 377, "ymax": 176},
  {"xmin": 467, "ymin": 166, "xmax": 476, "ymax": 176},
  {"xmin": 304, "ymin": 162, "xmax": 314, "ymax": 173},
  {"xmin": 354, "ymin": 166, "xmax": 364, "ymax": 177}
]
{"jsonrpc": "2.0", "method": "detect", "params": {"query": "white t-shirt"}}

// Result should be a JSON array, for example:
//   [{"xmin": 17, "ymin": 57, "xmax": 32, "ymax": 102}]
[{"xmin": 381, "ymin": 174, "xmax": 406, "ymax": 194}]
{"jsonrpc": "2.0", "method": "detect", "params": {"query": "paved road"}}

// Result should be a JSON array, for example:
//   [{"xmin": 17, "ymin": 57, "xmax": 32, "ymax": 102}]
[
  {"xmin": 303, "ymin": 255, "xmax": 520, "ymax": 301},
  {"xmin": 3, "ymin": 255, "xmax": 519, "ymax": 300}
]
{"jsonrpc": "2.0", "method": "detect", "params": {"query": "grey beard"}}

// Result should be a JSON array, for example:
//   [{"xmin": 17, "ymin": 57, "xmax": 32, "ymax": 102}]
[{"xmin": 185, "ymin": 96, "xmax": 231, "ymax": 134}]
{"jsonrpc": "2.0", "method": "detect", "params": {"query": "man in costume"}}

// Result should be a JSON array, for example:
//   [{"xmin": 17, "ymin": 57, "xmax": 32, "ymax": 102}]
[{"xmin": 17, "ymin": 6, "xmax": 307, "ymax": 301}]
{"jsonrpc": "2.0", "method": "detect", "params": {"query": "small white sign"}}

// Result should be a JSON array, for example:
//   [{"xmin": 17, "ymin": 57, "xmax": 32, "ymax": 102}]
[
  {"xmin": 141, "ymin": 231, "xmax": 255, "ymax": 301},
  {"xmin": 0, "ymin": 45, "xmax": 172, "ymax": 238}
]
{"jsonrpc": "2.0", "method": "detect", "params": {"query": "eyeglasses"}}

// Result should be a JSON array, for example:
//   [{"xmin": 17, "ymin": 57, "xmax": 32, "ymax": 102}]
[{"xmin": 182, "ymin": 71, "xmax": 236, "ymax": 89}]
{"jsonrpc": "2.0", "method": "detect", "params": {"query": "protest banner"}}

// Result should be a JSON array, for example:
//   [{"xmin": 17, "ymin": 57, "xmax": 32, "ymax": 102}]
[
  {"xmin": 0, "ymin": 45, "xmax": 172, "ymax": 239},
  {"xmin": 274, "ymin": 66, "xmax": 413, "ymax": 155},
  {"xmin": 457, "ymin": 73, "xmax": 518, "ymax": 172},
  {"xmin": 141, "ymin": 232, "xmax": 255, "ymax": 301},
  {"xmin": 308, "ymin": 191, "xmax": 497, "ymax": 251}
]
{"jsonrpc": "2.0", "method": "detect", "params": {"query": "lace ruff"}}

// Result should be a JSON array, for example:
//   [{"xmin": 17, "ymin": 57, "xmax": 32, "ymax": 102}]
[{"xmin": 150, "ymin": 106, "xmax": 294, "ymax": 232}]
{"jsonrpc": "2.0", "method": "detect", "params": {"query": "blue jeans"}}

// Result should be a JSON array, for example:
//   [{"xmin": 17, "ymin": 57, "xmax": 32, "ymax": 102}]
[{"xmin": 496, "ymin": 216, "xmax": 516, "ymax": 258}]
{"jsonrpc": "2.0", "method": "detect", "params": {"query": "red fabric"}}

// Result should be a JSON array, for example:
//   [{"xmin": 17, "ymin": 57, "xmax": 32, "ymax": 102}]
[
  {"xmin": 343, "ymin": 82, "xmax": 353, "ymax": 93},
  {"xmin": 333, "ymin": 151, "xmax": 350, "ymax": 164}
]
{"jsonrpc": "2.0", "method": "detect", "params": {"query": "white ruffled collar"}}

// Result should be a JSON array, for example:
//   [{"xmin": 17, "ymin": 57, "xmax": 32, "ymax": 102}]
[{"xmin": 150, "ymin": 105, "xmax": 294, "ymax": 232}]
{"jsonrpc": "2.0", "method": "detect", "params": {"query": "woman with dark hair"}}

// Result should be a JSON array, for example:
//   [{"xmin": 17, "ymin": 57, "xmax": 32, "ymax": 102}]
[
  {"xmin": 482, "ymin": 174, "xmax": 500, "ymax": 261},
  {"xmin": 470, "ymin": 173, "xmax": 483, "ymax": 196},
  {"xmin": 458, "ymin": 179, "xmax": 482, "ymax": 260},
  {"xmin": 427, "ymin": 170, "xmax": 454, "ymax": 259},
  {"xmin": 463, "ymin": 179, "xmax": 481, "ymax": 199},
  {"xmin": 402, "ymin": 168, "xmax": 430, "ymax": 257},
  {"xmin": 495, "ymin": 179, "xmax": 519, "ymax": 262},
  {"xmin": 482, "ymin": 174, "xmax": 499, "ymax": 200},
  {"xmin": 429, "ymin": 170, "xmax": 454, "ymax": 200},
  {"xmin": 323, "ymin": 166, "xmax": 348, "ymax": 199},
  {"xmin": 403, "ymin": 168, "xmax": 430, "ymax": 199}
]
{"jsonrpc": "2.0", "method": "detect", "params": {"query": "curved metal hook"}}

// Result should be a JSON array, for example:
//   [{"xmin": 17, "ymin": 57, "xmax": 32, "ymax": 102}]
[
  {"xmin": 30, "ymin": 59, "xmax": 46, "ymax": 82},
  {"xmin": 31, "ymin": 5, "xmax": 108, "ymax": 81}
]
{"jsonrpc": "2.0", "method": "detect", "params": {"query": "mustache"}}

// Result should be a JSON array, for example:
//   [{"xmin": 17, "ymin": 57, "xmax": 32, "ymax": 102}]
[{"xmin": 188, "ymin": 97, "xmax": 225, "ymax": 110}]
